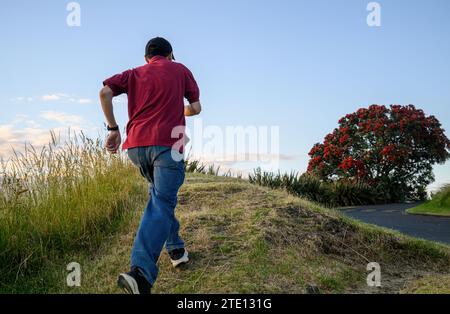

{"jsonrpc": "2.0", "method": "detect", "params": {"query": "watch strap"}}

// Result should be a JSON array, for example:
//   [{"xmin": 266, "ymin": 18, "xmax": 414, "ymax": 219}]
[{"xmin": 107, "ymin": 125, "xmax": 119, "ymax": 131}]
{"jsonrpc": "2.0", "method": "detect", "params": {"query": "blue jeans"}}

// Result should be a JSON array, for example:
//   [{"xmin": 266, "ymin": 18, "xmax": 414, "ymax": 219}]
[{"xmin": 127, "ymin": 146, "xmax": 186, "ymax": 286}]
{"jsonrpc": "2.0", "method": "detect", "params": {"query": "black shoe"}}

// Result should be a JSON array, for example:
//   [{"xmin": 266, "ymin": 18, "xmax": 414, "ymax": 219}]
[
  {"xmin": 168, "ymin": 248, "xmax": 189, "ymax": 267},
  {"xmin": 117, "ymin": 267, "xmax": 152, "ymax": 294}
]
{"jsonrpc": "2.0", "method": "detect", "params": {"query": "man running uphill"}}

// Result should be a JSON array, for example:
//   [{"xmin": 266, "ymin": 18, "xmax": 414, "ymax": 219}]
[{"xmin": 99, "ymin": 37, "xmax": 202, "ymax": 294}]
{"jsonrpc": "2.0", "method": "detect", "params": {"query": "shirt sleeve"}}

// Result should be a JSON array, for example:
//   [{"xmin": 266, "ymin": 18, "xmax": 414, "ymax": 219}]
[
  {"xmin": 183, "ymin": 67, "xmax": 200, "ymax": 104},
  {"xmin": 103, "ymin": 69, "xmax": 132, "ymax": 96}
]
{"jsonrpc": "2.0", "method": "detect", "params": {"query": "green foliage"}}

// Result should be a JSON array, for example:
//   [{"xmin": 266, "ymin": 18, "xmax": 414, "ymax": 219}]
[
  {"xmin": 185, "ymin": 158, "xmax": 233, "ymax": 177},
  {"xmin": 432, "ymin": 184, "xmax": 450, "ymax": 208},
  {"xmin": 248, "ymin": 168, "xmax": 385, "ymax": 207},
  {"xmin": 308, "ymin": 105, "xmax": 450, "ymax": 202}
]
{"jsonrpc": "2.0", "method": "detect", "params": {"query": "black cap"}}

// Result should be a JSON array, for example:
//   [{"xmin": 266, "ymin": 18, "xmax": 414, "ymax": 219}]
[{"xmin": 145, "ymin": 37, "xmax": 175, "ymax": 60}]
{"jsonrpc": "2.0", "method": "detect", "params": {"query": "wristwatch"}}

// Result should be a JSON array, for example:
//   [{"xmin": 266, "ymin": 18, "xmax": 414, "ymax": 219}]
[{"xmin": 107, "ymin": 125, "xmax": 119, "ymax": 131}]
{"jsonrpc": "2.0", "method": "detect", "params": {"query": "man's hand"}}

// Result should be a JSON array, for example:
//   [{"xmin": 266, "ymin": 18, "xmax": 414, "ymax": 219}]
[
  {"xmin": 105, "ymin": 130, "xmax": 121, "ymax": 154},
  {"xmin": 100, "ymin": 85, "xmax": 122, "ymax": 153},
  {"xmin": 184, "ymin": 101, "xmax": 202, "ymax": 116}
]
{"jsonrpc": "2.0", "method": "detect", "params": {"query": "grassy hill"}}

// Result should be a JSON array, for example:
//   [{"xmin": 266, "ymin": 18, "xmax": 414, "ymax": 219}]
[
  {"xmin": 4, "ymin": 172, "xmax": 450, "ymax": 294},
  {"xmin": 1, "ymin": 134, "xmax": 449, "ymax": 294}
]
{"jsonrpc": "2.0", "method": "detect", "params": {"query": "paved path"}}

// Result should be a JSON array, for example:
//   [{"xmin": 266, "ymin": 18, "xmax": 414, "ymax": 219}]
[{"xmin": 341, "ymin": 203, "xmax": 450, "ymax": 245}]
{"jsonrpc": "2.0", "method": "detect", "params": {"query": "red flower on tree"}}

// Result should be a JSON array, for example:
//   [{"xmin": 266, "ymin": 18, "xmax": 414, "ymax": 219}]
[{"xmin": 307, "ymin": 104, "xmax": 450, "ymax": 200}]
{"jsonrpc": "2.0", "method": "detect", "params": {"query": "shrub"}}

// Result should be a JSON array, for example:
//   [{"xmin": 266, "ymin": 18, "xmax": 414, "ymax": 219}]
[
  {"xmin": 431, "ymin": 184, "xmax": 450, "ymax": 207},
  {"xmin": 249, "ymin": 168, "xmax": 386, "ymax": 207}
]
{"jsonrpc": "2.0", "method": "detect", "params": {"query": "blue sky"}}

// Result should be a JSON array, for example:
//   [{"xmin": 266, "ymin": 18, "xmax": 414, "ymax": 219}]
[{"xmin": 1, "ymin": 0, "xmax": 449, "ymax": 189}]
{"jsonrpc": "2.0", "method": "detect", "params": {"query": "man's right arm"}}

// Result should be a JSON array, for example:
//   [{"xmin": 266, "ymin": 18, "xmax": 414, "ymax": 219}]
[
  {"xmin": 100, "ymin": 69, "xmax": 130, "ymax": 153},
  {"xmin": 183, "ymin": 66, "xmax": 201, "ymax": 117}
]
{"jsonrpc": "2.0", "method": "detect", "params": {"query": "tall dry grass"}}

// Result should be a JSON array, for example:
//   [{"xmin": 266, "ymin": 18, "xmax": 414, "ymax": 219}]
[{"xmin": 0, "ymin": 131, "xmax": 145, "ymax": 282}]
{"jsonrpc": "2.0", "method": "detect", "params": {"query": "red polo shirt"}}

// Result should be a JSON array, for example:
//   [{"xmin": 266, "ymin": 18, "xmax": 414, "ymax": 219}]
[{"xmin": 103, "ymin": 56, "xmax": 200, "ymax": 151}]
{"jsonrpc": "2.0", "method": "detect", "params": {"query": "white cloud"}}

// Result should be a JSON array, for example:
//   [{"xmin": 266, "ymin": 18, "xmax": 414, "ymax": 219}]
[
  {"xmin": 11, "ymin": 93, "xmax": 94, "ymax": 105},
  {"xmin": 0, "ymin": 113, "xmax": 97, "ymax": 159},
  {"xmin": 10, "ymin": 114, "xmax": 42, "ymax": 128},
  {"xmin": 78, "ymin": 98, "xmax": 93, "ymax": 104},
  {"xmin": 40, "ymin": 111, "xmax": 84, "ymax": 125},
  {"xmin": 56, "ymin": 93, "xmax": 70, "ymax": 98},
  {"xmin": 41, "ymin": 94, "xmax": 61, "ymax": 101},
  {"xmin": 0, "ymin": 124, "xmax": 52, "ymax": 157},
  {"xmin": 10, "ymin": 96, "xmax": 28, "ymax": 102}
]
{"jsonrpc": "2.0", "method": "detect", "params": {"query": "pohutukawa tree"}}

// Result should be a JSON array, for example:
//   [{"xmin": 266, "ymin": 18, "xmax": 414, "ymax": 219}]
[{"xmin": 307, "ymin": 105, "xmax": 450, "ymax": 201}]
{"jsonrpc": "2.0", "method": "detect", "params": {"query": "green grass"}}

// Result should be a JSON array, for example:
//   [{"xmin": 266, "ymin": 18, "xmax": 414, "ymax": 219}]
[
  {"xmin": 1, "ymin": 132, "xmax": 450, "ymax": 294},
  {"xmin": 0, "ymin": 131, "xmax": 147, "ymax": 288},
  {"xmin": 5, "ymin": 173, "xmax": 450, "ymax": 294},
  {"xmin": 407, "ymin": 185, "xmax": 450, "ymax": 217}
]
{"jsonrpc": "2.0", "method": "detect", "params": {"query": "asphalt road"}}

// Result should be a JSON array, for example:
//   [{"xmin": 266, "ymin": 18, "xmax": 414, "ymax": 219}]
[{"xmin": 341, "ymin": 203, "xmax": 450, "ymax": 245}]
